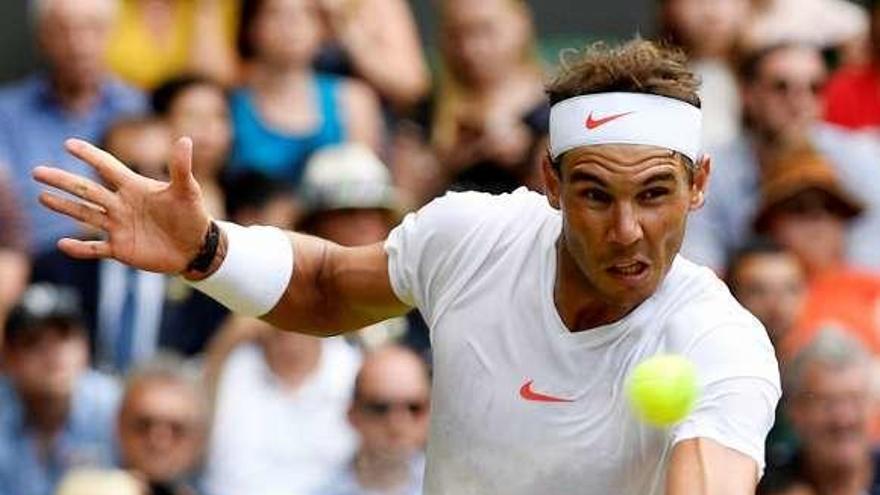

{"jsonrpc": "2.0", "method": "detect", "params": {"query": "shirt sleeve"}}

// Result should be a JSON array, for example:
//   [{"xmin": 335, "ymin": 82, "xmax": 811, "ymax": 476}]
[
  {"xmin": 671, "ymin": 320, "xmax": 782, "ymax": 472},
  {"xmin": 671, "ymin": 376, "xmax": 779, "ymax": 472},
  {"xmin": 384, "ymin": 189, "xmax": 546, "ymax": 325},
  {"xmin": 384, "ymin": 191, "xmax": 487, "ymax": 323}
]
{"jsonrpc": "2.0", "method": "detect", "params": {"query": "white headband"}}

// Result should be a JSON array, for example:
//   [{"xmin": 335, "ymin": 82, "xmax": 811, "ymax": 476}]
[{"xmin": 549, "ymin": 92, "xmax": 702, "ymax": 162}]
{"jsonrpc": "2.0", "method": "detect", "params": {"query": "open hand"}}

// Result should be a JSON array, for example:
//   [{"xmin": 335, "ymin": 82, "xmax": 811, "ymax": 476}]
[{"xmin": 33, "ymin": 137, "xmax": 212, "ymax": 274}]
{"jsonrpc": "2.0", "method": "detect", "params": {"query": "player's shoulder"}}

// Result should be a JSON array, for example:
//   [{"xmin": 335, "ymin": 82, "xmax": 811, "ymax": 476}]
[
  {"xmin": 402, "ymin": 187, "xmax": 555, "ymax": 240},
  {"xmin": 661, "ymin": 257, "xmax": 772, "ymax": 354},
  {"xmin": 661, "ymin": 258, "xmax": 779, "ymax": 385},
  {"xmin": 421, "ymin": 186, "xmax": 551, "ymax": 218}
]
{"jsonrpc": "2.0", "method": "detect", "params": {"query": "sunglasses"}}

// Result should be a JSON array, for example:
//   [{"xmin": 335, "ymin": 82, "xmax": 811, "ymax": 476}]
[
  {"xmin": 128, "ymin": 415, "xmax": 195, "ymax": 439},
  {"xmin": 767, "ymin": 77, "xmax": 826, "ymax": 96},
  {"xmin": 358, "ymin": 399, "xmax": 429, "ymax": 418}
]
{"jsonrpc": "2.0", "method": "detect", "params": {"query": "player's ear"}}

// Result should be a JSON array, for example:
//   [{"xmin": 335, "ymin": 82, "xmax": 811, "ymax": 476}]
[
  {"xmin": 542, "ymin": 153, "xmax": 562, "ymax": 209},
  {"xmin": 688, "ymin": 155, "xmax": 711, "ymax": 211}
]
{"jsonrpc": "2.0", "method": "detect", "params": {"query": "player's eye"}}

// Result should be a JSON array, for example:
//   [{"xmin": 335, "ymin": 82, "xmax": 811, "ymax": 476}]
[
  {"xmin": 582, "ymin": 188, "xmax": 612, "ymax": 204},
  {"xmin": 637, "ymin": 187, "xmax": 670, "ymax": 202}
]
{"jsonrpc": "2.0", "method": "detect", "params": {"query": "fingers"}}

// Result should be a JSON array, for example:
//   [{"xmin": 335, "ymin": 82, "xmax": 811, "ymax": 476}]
[
  {"xmin": 57, "ymin": 238, "xmax": 112, "ymax": 260},
  {"xmin": 39, "ymin": 192, "xmax": 108, "ymax": 231},
  {"xmin": 168, "ymin": 137, "xmax": 195, "ymax": 191},
  {"xmin": 33, "ymin": 166, "xmax": 116, "ymax": 209},
  {"xmin": 65, "ymin": 138, "xmax": 134, "ymax": 187}
]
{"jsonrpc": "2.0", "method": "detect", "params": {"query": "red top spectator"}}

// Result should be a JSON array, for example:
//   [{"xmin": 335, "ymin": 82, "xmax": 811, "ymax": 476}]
[
  {"xmin": 824, "ymin": 0, "xmax": 880, "ymax": 131},
  {"xmin": 824, "ymin": 65, "xmax": 880, "ymax": 130}
]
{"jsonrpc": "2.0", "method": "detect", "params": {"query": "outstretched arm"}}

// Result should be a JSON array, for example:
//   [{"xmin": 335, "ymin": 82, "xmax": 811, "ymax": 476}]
[{"xmin": 33, "ymin": 138, "xmax": 409, "ymax": 336}]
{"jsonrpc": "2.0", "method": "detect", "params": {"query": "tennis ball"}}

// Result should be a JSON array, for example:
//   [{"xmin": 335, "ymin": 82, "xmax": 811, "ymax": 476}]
[{"xmin": 626, "ymin": 354, "xmax": 699, "ymax": 427}]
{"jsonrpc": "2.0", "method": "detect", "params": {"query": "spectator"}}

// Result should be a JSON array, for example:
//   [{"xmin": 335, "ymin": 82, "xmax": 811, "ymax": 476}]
[
  {"xmin": 33, "ymin": 117, "xmax": 228, "ymax": 373},
  {"xmin": 153, "ymin": 75, "xmax": 232, "ymax": 219},
  {"xmin": 106, "ymin": 0, "xmax": 239, "ymax": 89},
  {"xmin": 297, "ymin": 143, "xmax": 399, "ymax": 247},
  {"xmin": 726, "ymin": 239, "xmax": 809, "ymax": 467},
  {"xmin": 0, "ymin": 284, "xmax": 120, "ymax": 495},
  {"xmin": 0, "ymin": 167, "xmax": 30, "ymax": 332},
  {"xmin": 824, "ymin": 0, "xmax": 880, "ymax": 132},
  {"xmin": 229, "ymin": 0, "xmax": 382, "ymax": 186},
  {"xmin": 746, "ymin": 0, "xmax": 869, "ymax": 62},
  {"xmin": 297, "ymin": 143, "xmax": 431, "ymax": 355},
  {"xmin": 104, "ymin": 115, "xmax": 173, "ymax": 180},
  {"xmin": 757, "ymin": 470, "xmax": 816, "ymax": 495},
  {"xmin": 0, "ymin": 0, "xmax": 145, "ymax": 254},
  {"xmin": 432, "ymin": 0, "xmax": 548, "ymax": 193},
  {"xmin": 767, "ymin": 328, "xmax": 880, "ymax": 495},
  {"xmin": 317, "ymin": 345, "xmax": 430, "ymax": 495},
  {"xmin": 726, "ymin": 238, "xmax": 807, "ymax": 348},
  {"xmin": 117, "ymin": 356, "xmax": 208, "ymax": 495},
  {"xmin": 314, "ymin": 0, "xmax": 430, "ymax": 113},
  {"xmin": 658, "ymin": 0, "xmax": 752, "ymax": 147},
  {"xmin": 751, "ymin": 146, "xmax": 880, "ymax": 359},
  {"xmin": 203, "ymin": 327, "xmax": 361, "ymax": 495},
  {"xmin": 683, "ymin": 42, "xmax": 880, "ymax": 272},
  {"xmin": 223, "ymin": 170, "xmax": 298, "ymax": 228}
]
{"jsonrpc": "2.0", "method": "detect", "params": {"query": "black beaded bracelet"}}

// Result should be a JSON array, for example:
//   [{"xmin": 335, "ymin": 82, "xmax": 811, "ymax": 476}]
[{"xmin": 186, "ymin": 221, "xmax": 220, "ymax": 273}]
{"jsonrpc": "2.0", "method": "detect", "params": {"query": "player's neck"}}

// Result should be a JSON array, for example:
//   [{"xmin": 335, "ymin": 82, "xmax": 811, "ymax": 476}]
[{"xmin": 553, "ymin": 244, "xmax": 640, "ymax": 332}]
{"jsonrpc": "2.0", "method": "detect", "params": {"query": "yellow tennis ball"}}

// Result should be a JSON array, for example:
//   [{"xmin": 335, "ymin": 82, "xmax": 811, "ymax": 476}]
[{"xmin": 626, "ymin": 354, "xmax": 699, "ymax": 427}]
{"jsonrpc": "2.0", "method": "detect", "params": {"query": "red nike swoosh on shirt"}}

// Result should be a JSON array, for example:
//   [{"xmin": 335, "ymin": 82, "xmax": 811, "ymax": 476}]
[
  {"xmin": 585, "ymin": 111, "xmax": 635, "ymax": 130},
  {"xmin": 519, "ymin": 380, "xmax": 575, "ymax": 403}
]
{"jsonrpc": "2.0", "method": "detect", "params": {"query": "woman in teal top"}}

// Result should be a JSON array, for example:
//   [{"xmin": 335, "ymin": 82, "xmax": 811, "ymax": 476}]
[{"xmin": 231, "ymin": 0, "xmax": 382, "ymax": 186}]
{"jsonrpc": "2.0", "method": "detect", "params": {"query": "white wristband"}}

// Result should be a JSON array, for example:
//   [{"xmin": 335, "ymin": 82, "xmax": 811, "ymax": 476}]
[{"xmin": 184, "ymin": 221, "xmax": 294, "ymax": 317}]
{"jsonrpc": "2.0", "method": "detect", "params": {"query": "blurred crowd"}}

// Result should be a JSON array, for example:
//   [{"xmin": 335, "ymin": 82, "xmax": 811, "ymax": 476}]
[{"xmin": 0, "ymin": 0, "xmax": 879, "ymax": 494}]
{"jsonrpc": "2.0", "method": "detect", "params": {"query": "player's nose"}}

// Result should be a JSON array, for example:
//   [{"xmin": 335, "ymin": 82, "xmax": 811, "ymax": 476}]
[{"xmin": 607, "ymin": 202, "xmax": 644, "ymax": 246}]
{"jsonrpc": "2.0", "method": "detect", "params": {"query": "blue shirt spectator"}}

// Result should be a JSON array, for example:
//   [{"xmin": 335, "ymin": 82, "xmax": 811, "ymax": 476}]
[
  {"xmin": 229, "ymin": 75, "xmax": 346, "ymax": 186},
  {"xmin": 0, "ymin": 0, "xmax": 145, "ymax": 254},
  {"xmin": 682, "ymin": 43, "xmax": 880, "ymax": 272},
  {"xmin": 0, "ymin": 75, "xmax": 144, "ymax": 254},
  {"xmin": 683, "ymin": 124, "xmax": 880, "ymax": 272},
  {"xmin": 0, "ymin": 372, "xmax": 120, "ymax": 495},
  {"xmin": 0, "ymin": 283, "xmax": 121, "ymax": 495}
]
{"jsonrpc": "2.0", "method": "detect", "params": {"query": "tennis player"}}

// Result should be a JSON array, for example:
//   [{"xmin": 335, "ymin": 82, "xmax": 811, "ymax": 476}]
[{"xmin": 34, "ymin": 40, "xmax": 779, "ymax": 494}]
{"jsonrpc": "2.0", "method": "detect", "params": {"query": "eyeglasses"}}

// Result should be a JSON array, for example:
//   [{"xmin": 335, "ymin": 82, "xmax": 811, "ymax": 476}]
[
  {"xmin": 358, "ymin": 399, "xmax": 429, "ymax": 418},
  {"xmin": 767, "ymin": 77, "xmax": 826, "ymax": 96}
]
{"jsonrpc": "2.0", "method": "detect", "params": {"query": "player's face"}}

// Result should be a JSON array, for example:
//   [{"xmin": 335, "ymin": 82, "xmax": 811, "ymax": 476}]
[{"xmin": 544, "ymin": 144, "xmax": 709, "ymax": 309}]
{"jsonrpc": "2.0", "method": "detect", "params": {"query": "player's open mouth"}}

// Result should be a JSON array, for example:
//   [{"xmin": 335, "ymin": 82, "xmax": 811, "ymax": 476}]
[{"xmin": 607, "ymin": 261, "xmax": 649, "ymax": 280}]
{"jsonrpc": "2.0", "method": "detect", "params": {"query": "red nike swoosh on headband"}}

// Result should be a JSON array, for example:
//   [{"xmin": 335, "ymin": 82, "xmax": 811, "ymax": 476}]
[
  {"xmin": 519, "ymin": 380, "xmax": 575, "ymax": 403},
  {"xmin": 585, "ymin": 111, "xmax": 635, "ymax": 130}
]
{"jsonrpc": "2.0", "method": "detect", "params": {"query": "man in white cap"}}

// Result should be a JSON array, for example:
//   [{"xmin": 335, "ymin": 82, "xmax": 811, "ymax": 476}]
[
  {"xmin": 296, "ymin": 143, "xmax": 401, "ymax": 248},
  {"xmin": 34, "ymin": 39, "xmax": 779, "ymax": 494}
]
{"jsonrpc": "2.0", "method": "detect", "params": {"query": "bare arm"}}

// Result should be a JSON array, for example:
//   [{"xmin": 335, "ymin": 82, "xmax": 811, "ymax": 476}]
[
  {"xmin": 263, "ymin": 235, "xmax": 408, "ymax": 335},
  {"xmin": 666, "ymin": 438, "xmax": 759, "ymax": 495},
  {"xmin": 32, "ymin": 138, "xmax": 408, "ymax": 338}
]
